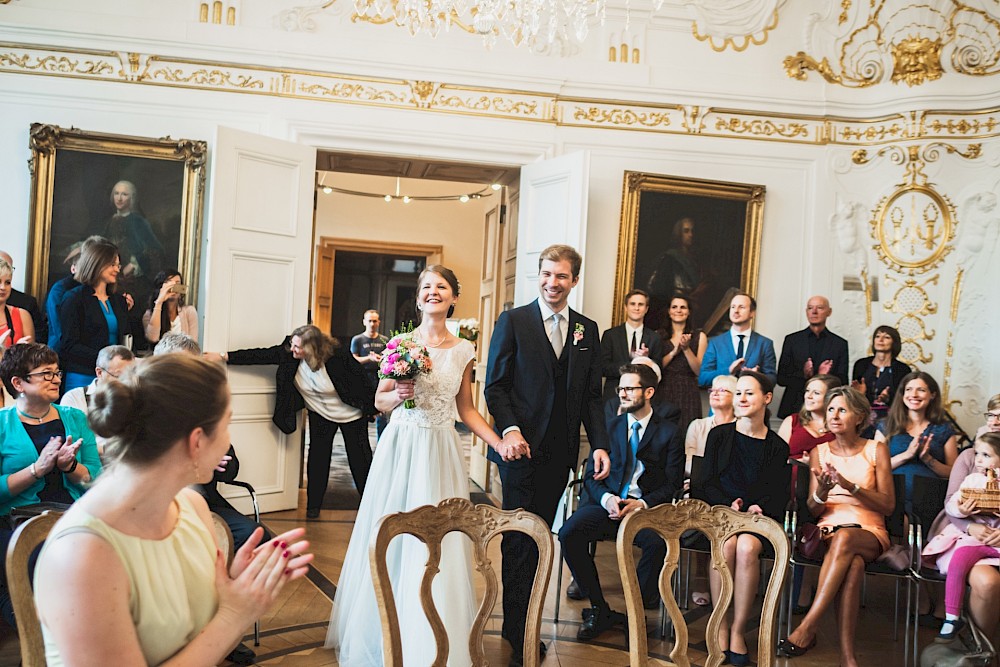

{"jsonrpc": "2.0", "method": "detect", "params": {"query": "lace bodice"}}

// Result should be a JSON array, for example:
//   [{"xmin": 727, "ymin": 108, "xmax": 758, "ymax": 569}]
[{"xmin": 391, "ymin": 339, "xmax": 476, "ymax": 428}]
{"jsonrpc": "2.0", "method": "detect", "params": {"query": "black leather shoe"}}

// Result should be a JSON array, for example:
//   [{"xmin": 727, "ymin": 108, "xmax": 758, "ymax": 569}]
[
  {"xmin": 225, "ymin": 642, "xmax": 256, "ymax": 665},
  {"xmin": 566, "ymin": 578, "xmax": 585, "ymax": 600},
  {"xmin": 577, "ymin": 605, "xmax": 626, "ymax": 641},
  {"xmin": 507, "ymin": 641, "xmax": 546, "ymax": 666},
  {"xmin": 306, "ymin": 507, "xmax": 320, "ymax": 519}
]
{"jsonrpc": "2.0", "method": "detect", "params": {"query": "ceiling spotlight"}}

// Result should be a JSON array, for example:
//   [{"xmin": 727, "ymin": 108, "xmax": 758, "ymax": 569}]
[
  {"xmin": 459, "ymin": 194, "xmax": 470, "ymax": 203},
  {"xmin": 402, "ymin": 196, "xmax": 412, "ymax": 204},
  {"xmin": 384, "ymin": 194, "xmax": 392, "ymax": 202},
  {"xmin": 322, "ymin": 186, "xmax": 333, "ymax": 195},
  {"xmin": 490, "ymin": 183, "xmax": 502, "ymax": 191}
]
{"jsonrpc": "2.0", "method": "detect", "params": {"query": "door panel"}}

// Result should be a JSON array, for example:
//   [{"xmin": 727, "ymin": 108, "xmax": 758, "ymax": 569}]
[
  {"xmin": 202, "ymin": 126, "xmax": 316, "ymax": 513},
  {"xmin": 514, "ymin": 151, "xmax": 590, "ymax": 309}
]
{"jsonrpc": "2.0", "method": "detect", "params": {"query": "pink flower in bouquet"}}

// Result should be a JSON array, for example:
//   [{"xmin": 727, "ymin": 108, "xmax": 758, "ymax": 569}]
[{"xmin": 378, "ymin": 332, "xmax": 433, "ymax": 408}]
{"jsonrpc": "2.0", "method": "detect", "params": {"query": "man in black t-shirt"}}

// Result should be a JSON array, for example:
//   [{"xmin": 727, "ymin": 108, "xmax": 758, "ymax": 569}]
[{"xmin": 350, "ymin": 309, "xmax": 389, "ymax": 439}]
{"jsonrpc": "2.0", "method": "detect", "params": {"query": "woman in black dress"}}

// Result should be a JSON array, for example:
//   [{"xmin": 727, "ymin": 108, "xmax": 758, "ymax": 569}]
[{"xmin": 691, "ymin": 370, "xmax": 790, "ymax": 667}]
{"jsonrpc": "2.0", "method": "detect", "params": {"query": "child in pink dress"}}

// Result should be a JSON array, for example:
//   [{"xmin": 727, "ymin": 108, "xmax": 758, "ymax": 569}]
[{"xmin": 921, "ymin": 433, "xmax": 1000, "ymax": 641}]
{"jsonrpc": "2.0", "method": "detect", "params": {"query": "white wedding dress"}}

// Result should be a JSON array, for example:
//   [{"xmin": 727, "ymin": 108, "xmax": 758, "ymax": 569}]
[{"xmin": 326, "ymin": 339, "xmax": 477, "ymax": 666}]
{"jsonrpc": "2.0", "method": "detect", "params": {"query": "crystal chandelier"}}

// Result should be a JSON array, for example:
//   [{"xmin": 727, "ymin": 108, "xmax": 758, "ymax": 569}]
[{"xmin": 352, "ymin": 0, "xmax": 608, "ymax": 50}]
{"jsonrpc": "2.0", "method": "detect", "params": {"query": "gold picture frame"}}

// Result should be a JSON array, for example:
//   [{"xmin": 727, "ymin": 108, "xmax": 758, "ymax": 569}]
[
  {"xmin": 26, "ymin": 123, "xmax": 207, "ymax": 313},
  {"xmin": 613, "ymin": 171, "xmax": 765, "ymax": 334}
]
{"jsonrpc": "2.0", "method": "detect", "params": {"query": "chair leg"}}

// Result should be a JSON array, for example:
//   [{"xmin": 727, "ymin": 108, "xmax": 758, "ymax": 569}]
[
  {"xmin": 254, "ymin": 620, "xmax": 260, "ymax": 647},
  {"xmin": 892, "ymin": 578, "xmax": 899, "ymax": 641},
  {"xmin": 554, "ymin": 542, "xmax": 563, "ymax": 624},
  {"xmin": 861, "ymin": 571, "xmax": 868, "ymax": 608}
]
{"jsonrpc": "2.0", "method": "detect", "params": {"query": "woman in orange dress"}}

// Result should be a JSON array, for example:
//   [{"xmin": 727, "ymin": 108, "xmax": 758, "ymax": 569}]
[{"xmin": 778, "ymin": 387, "xmax": 894, "ymax": 667}]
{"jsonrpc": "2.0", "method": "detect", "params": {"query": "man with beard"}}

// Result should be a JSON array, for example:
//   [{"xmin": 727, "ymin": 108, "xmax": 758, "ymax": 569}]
[{"xmin": 557, "ymin": 363, "xmax": 685, "ymax": 641}]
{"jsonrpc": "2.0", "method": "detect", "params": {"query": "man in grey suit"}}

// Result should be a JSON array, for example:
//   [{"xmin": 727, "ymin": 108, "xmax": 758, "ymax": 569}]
[{"xmin": 600, "ymin": 288, "xmax": 664, "ymax": 403}]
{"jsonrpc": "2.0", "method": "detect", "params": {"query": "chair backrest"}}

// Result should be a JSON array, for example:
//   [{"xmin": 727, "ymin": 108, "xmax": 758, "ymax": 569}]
[
  {"xmin": 911, "ymin": 475, "xmax": 950, "ymax": 540},
  {"xmin": 211, "ymin": 511, "xmax": 235, "ymax": 567},
  {"xmin": 617, "ymin": 499, "xmax": 789, "ymax": 667},
  {"xmin": 369, "ymin": 497, "xmax": 553, "ymax": 667},
  {"xmin": 887, "ymin": 475, "xmax": 909, "ymax": 538},
  {"xmin": 6, "ymin": 511, "xmax": 61, "ymax": 667}
]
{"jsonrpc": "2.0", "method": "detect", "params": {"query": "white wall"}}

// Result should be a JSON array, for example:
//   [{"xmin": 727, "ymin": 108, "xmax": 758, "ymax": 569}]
[{"xmin": 314, "ymin": 173, "xmax": 489, "ymax": 321}]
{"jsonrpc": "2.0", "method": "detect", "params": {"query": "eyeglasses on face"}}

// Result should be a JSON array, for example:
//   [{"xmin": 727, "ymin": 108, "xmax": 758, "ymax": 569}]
[
  {"xmin": 709, "ymin": 388, "xmax": 732, "ymax": 395},
  {"xmin": 985, "ymin": 412, "xmax": 1000, "ymax": 422},
  {"xmin": 617, "ymin": 386, "xmax": 644, "ymax": 394},
  {"xmin": 24, "ymin": 370, "xmax": 63, "ymax": 382},
  {"xmin": 99, "ymin": 366, "xmax": 120, "ymax": 379}
]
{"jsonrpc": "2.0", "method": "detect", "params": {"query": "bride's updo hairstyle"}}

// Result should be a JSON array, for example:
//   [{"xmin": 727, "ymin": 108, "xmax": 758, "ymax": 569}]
[
  {"xmin": 89, "ymin": 354, "xmax": 229, "ymax": 466},
  {"xmin": 417, "ymin": 264, "xmax": 461, "ymax": 318}
]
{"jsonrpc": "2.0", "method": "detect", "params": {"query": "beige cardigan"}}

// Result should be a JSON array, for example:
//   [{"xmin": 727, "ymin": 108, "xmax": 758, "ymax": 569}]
[{"xmin": 142, "ymin": 304, "xmax": 199, "ymax": 342}]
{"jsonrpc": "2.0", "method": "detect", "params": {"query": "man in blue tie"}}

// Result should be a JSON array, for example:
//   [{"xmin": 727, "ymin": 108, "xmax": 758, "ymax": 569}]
[{"xmin": 558, "ymin": 363, "xmax": 685, "ymax": 641}]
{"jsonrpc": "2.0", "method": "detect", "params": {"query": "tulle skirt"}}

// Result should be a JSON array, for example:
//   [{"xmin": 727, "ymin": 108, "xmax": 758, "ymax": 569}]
[{"xmin": 325, "ymin": 419, "xmax": 476, "ymax": 666}]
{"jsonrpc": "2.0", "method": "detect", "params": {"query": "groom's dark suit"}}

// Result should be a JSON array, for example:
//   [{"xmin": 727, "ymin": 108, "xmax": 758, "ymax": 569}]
[{"xmin": 485, "ymin": 298, "xmax": 608, "ymax": 655}]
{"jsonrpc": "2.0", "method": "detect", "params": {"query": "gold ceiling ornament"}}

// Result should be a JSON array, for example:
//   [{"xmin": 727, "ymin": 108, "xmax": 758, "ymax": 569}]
[
  {"xmin": 5, "ymin": 40, "xmax": 1000, "ymax": 145},
  {"xmin": 785, "ymin": 1, "xmax": 1000, "ymax": 87},
  {"xmin": 856, "ymin": 143, "xmax": 979, "ymax": 275}
]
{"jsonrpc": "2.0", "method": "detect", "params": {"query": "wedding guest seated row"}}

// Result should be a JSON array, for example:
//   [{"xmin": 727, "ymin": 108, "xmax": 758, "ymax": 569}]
[{"xmin": 0, "ymin": 342, "xmax": 101, "ymax": 627}]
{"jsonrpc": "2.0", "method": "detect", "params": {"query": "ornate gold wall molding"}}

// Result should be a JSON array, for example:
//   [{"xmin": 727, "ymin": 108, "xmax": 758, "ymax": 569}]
[
  {"xmin": 3, "ymin": 40, "xmax": 1000, "ymax": 145},
  {"xmin": 786, "ymin": 1, "xmax": 1000, "ymax": 88}
]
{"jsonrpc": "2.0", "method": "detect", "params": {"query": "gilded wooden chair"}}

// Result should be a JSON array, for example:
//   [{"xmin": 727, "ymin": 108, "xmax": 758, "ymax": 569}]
[
  {"xmin": 6, "ymin": 511, "xmax": 61, "ymax": 667},
  {"xmin": 617, "ymin": 499, "xmax": 789, "ymax": 667},
  {"xmin": 369, "ymin": 497, "xmax": 553, "ymax": 667}
]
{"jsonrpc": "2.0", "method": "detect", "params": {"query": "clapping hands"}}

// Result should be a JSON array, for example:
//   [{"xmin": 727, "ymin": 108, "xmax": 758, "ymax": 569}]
[
  {"xmin": 37, "ymin": 436, "xmax": 80, "ymax": 475},
  {"xmin": 216, "ymin": 527, "xmax": 313, "ymax": 626}
]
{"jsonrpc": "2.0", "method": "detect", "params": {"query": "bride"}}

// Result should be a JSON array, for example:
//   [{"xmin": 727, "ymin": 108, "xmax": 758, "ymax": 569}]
[{"xmin": 326, "ymin": 265, "xmax": 513, "ymax": 666}]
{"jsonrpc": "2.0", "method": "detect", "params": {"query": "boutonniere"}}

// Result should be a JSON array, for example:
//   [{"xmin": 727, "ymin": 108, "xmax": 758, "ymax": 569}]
[{"xmin": 573, "ymin": 323, "xmax": 585, "ymax": 346}]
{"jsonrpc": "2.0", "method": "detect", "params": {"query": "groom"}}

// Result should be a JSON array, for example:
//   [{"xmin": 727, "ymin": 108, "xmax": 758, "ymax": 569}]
[{"xmin": 485, "ymin": 244, "xmax": 610, "ymax": 666}]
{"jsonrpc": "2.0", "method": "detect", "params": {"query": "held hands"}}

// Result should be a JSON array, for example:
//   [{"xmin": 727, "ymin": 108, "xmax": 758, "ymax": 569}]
[
  {"xmin": 730, "ymin": 498, "xmax": 762, "ymax": 514},
  {"xmin": 634, "ymin": 343, "xmax": 650, "ymax": 357},
  {"xmin": 217, "ymin": 527, "xmax": 313, "ymax": 626},
  {"xmin": 496, "ymin": 432, "xmax": 531, "ymax": 462},
  {"xmin": 803, "ymin": 359, "xmax": 814, "ymax": 379},
  {"xmin": 367, "ymin": 351, "xmax": 382, "ymax": 363},
  {"xmin": 728, "ymin": 358, "xmax": 746, "ymax": 374},
  {"xmin": 817, "ymin": 359, "xmax": 834, "ymax": 375},
  {"xmin": 906, "ymin": 433, "xmax": 932, "ymax": 461},
  {"xmin": 678, "ymin": 333, "xmax": 691, "ymax": 351},
  {"xmin": 592, "ymin": 449, "xmax": 611, "ymax": 480},
  {"xmin": 604, "ymin": 496, "xmax": 643, "ymax": 520}
]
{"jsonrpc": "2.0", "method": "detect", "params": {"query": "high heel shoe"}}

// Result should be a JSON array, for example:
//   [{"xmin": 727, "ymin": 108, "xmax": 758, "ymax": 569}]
[
  {"xmin": 725, "ymin": 649, "xmax": 750, "ymax": 666},
  {"xmin": 776, "ymin": 636, "xmax": 817, "ymax": 658}
]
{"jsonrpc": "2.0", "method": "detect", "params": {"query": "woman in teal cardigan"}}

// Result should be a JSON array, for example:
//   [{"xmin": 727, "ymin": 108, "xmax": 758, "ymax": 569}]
[{"xmin": 0, "ymin": 342, "xmax": 101, "ymax": 627}]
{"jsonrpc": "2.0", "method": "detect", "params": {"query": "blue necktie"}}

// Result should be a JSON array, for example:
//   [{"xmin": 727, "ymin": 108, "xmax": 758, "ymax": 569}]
[{"xmin": 621, "ymin": 421, "xmax": 641, "ymax": 499}]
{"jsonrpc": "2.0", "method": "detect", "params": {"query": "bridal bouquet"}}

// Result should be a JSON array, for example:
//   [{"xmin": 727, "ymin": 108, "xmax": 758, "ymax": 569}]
[{"xmin": 378, "ymin": 332, "xmax": 433, "ymax": 409}]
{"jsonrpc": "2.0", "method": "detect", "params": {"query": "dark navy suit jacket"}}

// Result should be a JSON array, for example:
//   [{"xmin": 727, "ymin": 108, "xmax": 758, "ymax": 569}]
[
  {"xmin": 485, "ymin": 299, "xmax": 608, "ymax": 467},
  {"xmin": 583, "ymin": 410, "xmax": 684, "ymax": 509}
]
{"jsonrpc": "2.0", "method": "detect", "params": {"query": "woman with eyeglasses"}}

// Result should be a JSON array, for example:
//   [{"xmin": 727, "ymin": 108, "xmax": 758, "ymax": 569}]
[
  {"xmin": 0, "ymin": 342, "xmax": 101, "ymax": 627},
  {"xmin": 976, "ymin": 393, "xmax": 1000, "ymax": 439},
  {"xmin": 58, "ymin": 236, "xmax": 132, "ymax": 392}
]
